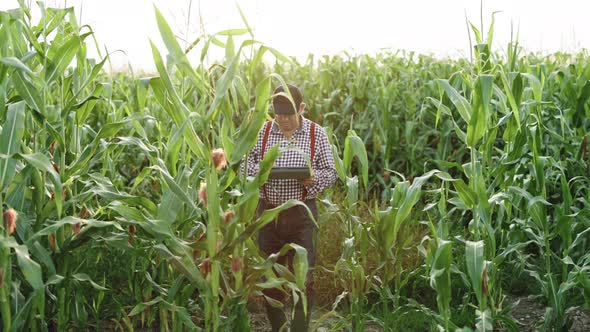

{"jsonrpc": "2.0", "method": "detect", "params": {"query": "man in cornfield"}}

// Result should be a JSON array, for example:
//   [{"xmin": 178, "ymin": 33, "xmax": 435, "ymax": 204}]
[{"xmin": 243, "ymin": 83, "xmax": 337, "ymax": 331}]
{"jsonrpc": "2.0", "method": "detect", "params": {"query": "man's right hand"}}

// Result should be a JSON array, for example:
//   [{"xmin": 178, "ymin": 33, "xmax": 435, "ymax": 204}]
[{"xmin": 297, "ymin": 177, "xmax": 315, "ymax": 186}]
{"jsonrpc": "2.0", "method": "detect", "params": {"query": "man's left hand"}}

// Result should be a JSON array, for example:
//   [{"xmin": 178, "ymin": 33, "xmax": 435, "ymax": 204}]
[{"xmin": 298, "ymin": 177, "xmax": 315, "ymax": 186}]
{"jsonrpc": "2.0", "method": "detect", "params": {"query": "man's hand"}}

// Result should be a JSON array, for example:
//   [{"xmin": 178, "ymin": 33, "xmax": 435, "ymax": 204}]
[{"xmin": 297, "ymin": 177, "xmax": 315, "ymax": 186}]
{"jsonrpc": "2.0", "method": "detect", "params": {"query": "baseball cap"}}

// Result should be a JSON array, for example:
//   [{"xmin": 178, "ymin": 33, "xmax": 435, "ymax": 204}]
[{"xmin": 272, "ymin": 84, "xmax": 303, "ymax": 115}]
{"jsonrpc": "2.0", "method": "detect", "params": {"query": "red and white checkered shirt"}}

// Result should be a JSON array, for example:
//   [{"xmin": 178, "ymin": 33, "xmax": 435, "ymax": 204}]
[{"xmin": 242, "ymin": 117, "xmax": 337, "ymax": 206}]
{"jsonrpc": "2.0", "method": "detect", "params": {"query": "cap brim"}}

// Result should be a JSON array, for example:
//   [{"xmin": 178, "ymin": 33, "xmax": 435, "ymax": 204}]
[{"xmin": 273, "ymin": 103, "xmax": 298, "ymax": 115}]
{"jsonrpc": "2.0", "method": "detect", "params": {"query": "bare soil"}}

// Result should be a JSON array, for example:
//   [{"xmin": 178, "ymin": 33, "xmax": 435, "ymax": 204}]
[
  {"xmin": 248, "ymin": 296, "xmax": 384, "ymax": 332},
  {"xmin": 502, "ymin": 294, "xmax": 590, "ymax": 332},
  {"xmin": 249, "ymin": 294, "xmax": 590, "ymax": 332}
]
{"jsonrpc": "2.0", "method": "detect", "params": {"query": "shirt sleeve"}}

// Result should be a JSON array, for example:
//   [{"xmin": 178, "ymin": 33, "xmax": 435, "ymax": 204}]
[
  {"xmin": 305, "ymin": 125, "xmax": 337, "ymax": 197},
  {"xmin": 240, "ymin": 132, "xmax": 261, "ymax": 177}
]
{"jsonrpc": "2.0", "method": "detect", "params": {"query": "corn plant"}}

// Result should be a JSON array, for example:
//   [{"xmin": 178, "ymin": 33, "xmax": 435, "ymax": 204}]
[
  {"xmin": 328, "ymin": 129, "xmax": 372, "ymax": 331},
  {"xmin": 421, "ymin": 182, "xmax": 454, "ymax": 331},
  {"xmin": 138, "ymin": 6, "xmax": 315, "ymax": 331},
  {"xmin": 3, "ymin": 1, "xmax": 590, "ymax": 331}
]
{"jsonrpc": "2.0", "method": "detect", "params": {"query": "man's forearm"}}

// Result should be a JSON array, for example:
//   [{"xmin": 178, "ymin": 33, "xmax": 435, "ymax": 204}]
[{"xmin": 306, "ymin": 168, "xmax": 337, "ymax": 197}]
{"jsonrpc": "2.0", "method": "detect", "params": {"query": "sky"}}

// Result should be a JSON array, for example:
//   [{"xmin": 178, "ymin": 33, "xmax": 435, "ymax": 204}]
[{"xmin": 1, "ymin": 0, "xmax": 589, "ymax": 72}]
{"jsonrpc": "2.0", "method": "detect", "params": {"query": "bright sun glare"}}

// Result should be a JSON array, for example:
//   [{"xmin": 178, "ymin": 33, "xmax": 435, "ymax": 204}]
[{"xmin": 1, "ymin": 0, "xmax": 589, "ymax": 72}]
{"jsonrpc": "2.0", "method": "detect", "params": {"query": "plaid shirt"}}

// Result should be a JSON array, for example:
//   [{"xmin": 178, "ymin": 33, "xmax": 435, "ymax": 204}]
[{"xmin": 242, "ymin": 117, "xmax": 337, "ymax": 205}]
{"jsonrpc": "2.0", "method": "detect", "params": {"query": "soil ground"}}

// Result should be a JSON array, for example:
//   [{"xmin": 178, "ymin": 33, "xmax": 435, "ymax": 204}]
[{"xmin": 249, "ymin": 294, "xmax": 590, "ymax": 331}]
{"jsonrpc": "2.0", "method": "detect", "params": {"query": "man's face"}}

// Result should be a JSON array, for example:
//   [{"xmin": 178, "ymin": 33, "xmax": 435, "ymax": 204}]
[
  {"xmin": 275, "ymin": 112, "xmax": 300, "ymax": 132},
  {"xmin": 274, "ymin": 105, "xmax": 303, "ymax": 132}
]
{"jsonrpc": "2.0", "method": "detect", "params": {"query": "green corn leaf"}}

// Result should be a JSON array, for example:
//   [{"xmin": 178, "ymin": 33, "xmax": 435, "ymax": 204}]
[
  {"xmin": 436, "ymin": 79, "xmax": 472, "ymax": 123},
  {"xmin": 453, "ymin": 179, "xmax": 477, "ymax": 209},
  {"xmin": 220, "ymin": 199, "xmax": 309, "ymax": 257},
  {"xmin": 129, "ymin": 296, "xmax": 199, "ymax": 329},
  {"xmin": 206, "ymin": 47, "xmax": 241, "ymax": 118},
  {"xmin": 12, "ymin": 71, "xmax": 45, "ymax": 116},
  {"xmin": 44, "ymin": 32, "xmax": 91, "ymax": 83},
  {"xmin": 29, "ymin": 216, "xmax": 122, "ymax": 240},
  {"xmin": 0, "ymin": 101, "xmax": 25, "ymax": 190},
  {"xmin": 235, "ymin": 145, "xmax": 280, "ymax": 228},
  {"xmin": 153, "ymin": 5, "xmax": 208, "ymax": 95},
  {"xmin": 108, "ymin": 203, "xmax": 145, "ymax": 222},
  {"xmin": 19, "ymin": 153, "xmax": 62, "ymax": 217},
  {"xmin": 148, "ymin": 46, "xmax": 207, "ymax": 160},
  {"xmin": 430, "ymin": 239, "xmax": 452, "ymax": 322},
  {"xmin": 153, "ymin": 163, "xmax": 198, "ymax": 217},
  {"xmin": 475, "ymin": 308, "xmax": 493, "ymax": 332},
  {"xmin": 70, "ymin": 115, "xmax": 143, "ymax": 174},
  {"xmin": 379, "ymin": 170, "xmax": 440, "ymax": 256},
  {"xmin": 216, "ymin": 28, "xmax": 250, "ymax": 36},
  {"xmin": 9, "ymin": 293, "xmax": 36, "ymax": 332},
  {"xmin": 575, "ymin": 80, "xmax": 590, "ymax": 120},
  {"xmin": 394, "ymin": 170, "xmax": 438, "ymax": 238},
  {"xmin": 467, "ymin": 75, "xmax": 493, "ymax": 147},
  {"xmin": 343, "ymin": 130, "xmax": 369, "ymax": 188},
  {"xmin": 14, "ymin": 244, "xmax": 43, "ymax": 290},
  {"xmin": 75, "ymin": 83, "xmax": 103, "ymax": 124},
  {"xmin": 288, "ymin": 243, "xmax": 309, "ymax": 290},
  {"xmin": 206, "ymin": 165, "xmax": 222, "ymax": 257},
  {"xmin": 87, "ymin": 182, "xmax": 157, "ymax": 215},
  {"xmin": 331, "ymin": 144, "xmax": 346, "ymax": 182},
  {"xmin": 522, "ymin": 73, "xmax": 542, "ymax": 102},
  {"xmin": 229, "ymin": 75, "xmax": 271, "ymax": 165},
  {"xmin": 71, "ymin": 273, "xmax": 108, "ymax": 291},
  {"xmin": 29, "ymin": 241, "xmax": 56, "ymax": 275},
  {"xmin": 0, "ymin": 56, "xmax": 33, "ymax": 74},
  {"xmin": 499, "ymin": 70, "xmax": 522, "ymax": 130},
  {"xmin": 165, "ymin": 118, "xmax": 191, "ymax": 175},
  {"xmin": 466, "ymin": 240, "xmax": 485, "ymax": 306},
  {"xmin": 345, "ymin": 176, "xmax": 359, "ymax": 208}
]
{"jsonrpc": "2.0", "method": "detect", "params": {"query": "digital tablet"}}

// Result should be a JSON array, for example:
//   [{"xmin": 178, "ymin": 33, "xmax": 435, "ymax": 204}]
[{"xmin": 268, "ymin": 167, "xmax": 311, "ymax": 179}]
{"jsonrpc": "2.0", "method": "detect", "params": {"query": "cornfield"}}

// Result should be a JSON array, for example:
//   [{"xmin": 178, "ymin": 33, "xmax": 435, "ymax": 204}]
[{"xmin": 1, "ymin": 2, "xmax": 589, "ymax": 331}]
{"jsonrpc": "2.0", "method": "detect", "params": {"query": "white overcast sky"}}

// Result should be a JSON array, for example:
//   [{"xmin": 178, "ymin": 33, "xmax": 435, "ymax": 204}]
[{"xmin": 1, "ymin": 0, "xmax": 589, "ymax": 72}]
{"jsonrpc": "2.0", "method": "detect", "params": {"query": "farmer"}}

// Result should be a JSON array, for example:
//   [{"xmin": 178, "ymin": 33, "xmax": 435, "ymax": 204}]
[{"xmin": 242, "ymin": 83, "xmax": 337, "ymax": 331}]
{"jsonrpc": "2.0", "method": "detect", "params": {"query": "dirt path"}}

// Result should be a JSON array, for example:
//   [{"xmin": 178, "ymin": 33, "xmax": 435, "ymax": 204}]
[
  {"xmin": 249, "ymin": 311, "xmax": 384, "ymax": 332},
  {"xmin": 249, "ymin": 295, "xmax": 590, "ymax": 331},
  {"xmin": 248, "ymin": 297, "xmax": 383, "ymax": 332}
]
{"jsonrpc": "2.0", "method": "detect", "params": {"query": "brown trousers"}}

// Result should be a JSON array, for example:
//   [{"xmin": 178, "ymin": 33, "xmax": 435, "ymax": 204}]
[{"xmin": 256, "ymin": 199, "xmax": 318, "ymax": 331}]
